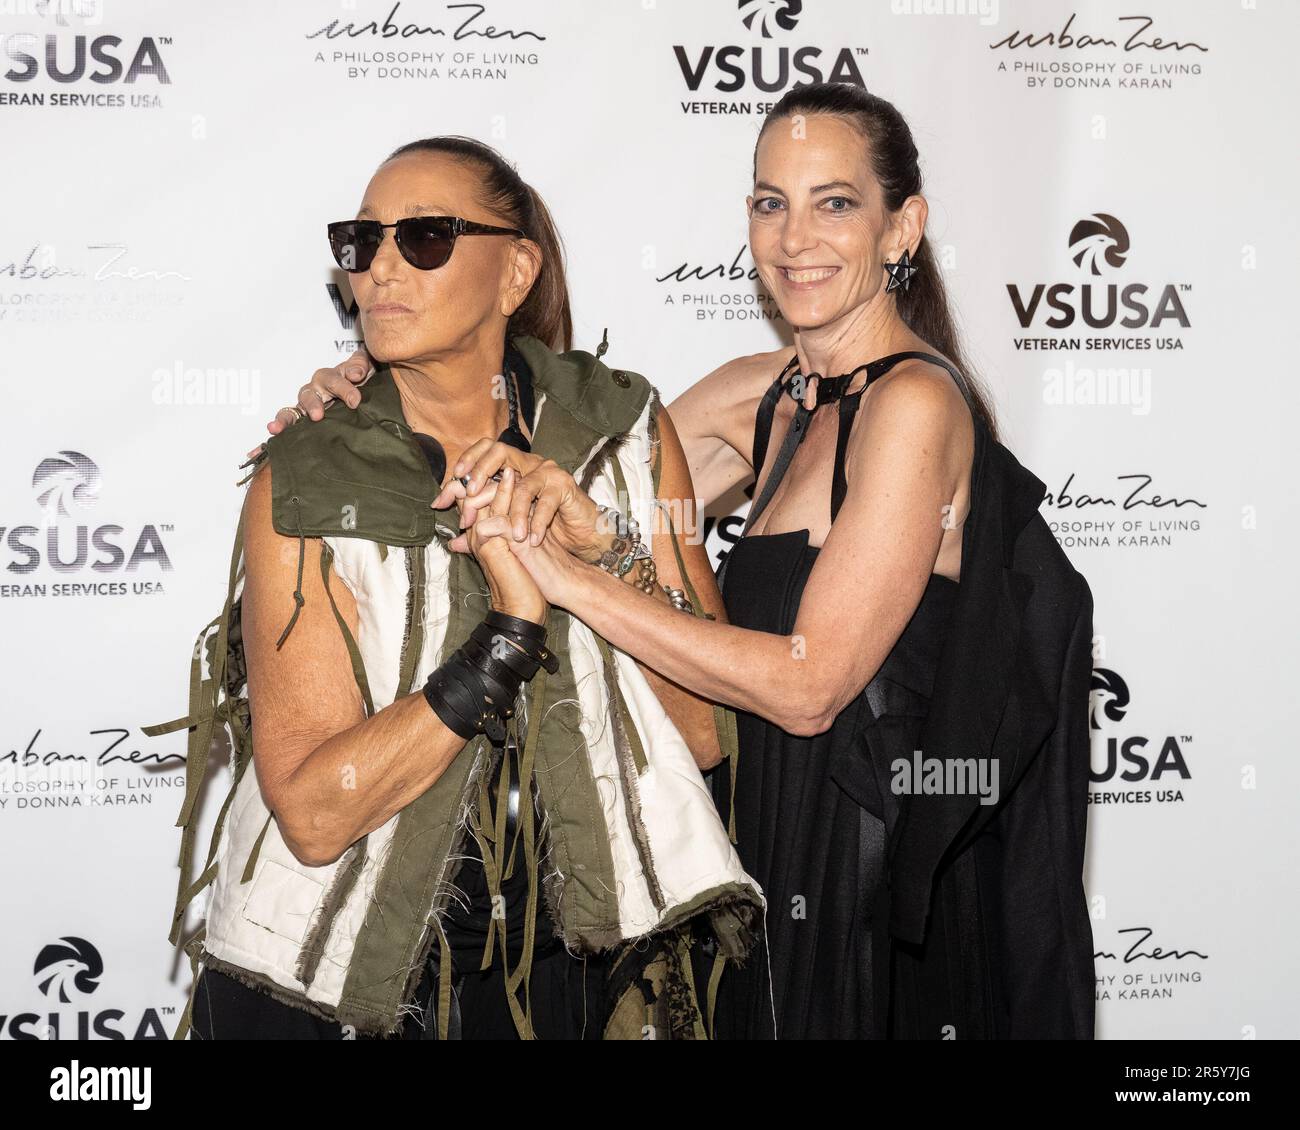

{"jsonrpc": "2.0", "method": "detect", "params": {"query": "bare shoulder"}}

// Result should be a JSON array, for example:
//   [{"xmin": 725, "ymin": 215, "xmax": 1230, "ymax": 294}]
[
  {"xmin": 239, "ymin": 458, "xmax": 361, "ymax": 711},
  {"xmin": 853, "ymin": 355, "xmax": 974, "ymax": 479},
  {"xmin": 240, "ymin": 459, "xmax": 329, "ymax": 591},
  {"xmin": 241, "ymin": 458, "xmax": 276, "ymax": 545},
  {"xmin": 861, "ymin": 355, "xmax": 971, "ymax": 432},
  {"xmin": 689, "ymin": 345, "xmax": 791, "ymax": 404}
]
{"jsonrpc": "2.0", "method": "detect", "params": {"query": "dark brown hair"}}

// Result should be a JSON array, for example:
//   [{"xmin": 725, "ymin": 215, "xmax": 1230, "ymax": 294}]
[
  {"xmin": 386, "ymin": 136, "xmax": 573, "ymax": 352},
  {"xmin": 757, "ymin": 84, "xmax": 998, "ymax": 441}
]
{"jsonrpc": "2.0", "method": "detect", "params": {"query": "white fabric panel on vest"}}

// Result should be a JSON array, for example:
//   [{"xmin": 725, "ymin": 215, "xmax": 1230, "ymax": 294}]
[{"xmin": 200, "ymin": 392, "xmax": 758, "ymax": 1011}]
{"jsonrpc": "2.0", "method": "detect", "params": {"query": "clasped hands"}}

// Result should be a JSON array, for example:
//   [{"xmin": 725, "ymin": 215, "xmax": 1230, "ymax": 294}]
[{"xmin": 436, "ymin": 437, "xmax": 618, "ymax": 609}]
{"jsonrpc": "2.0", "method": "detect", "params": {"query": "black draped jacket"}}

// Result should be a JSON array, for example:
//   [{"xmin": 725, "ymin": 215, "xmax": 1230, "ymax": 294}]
[{"xmin": 833, "ymin": 411, "xmax": 1096, "ymax": 1039}]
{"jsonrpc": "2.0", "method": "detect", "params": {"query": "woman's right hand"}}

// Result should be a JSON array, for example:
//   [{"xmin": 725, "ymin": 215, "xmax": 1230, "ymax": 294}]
[
  {"xmin": 460, "ymin": 468, "xmax": 548, "ymax": 625},
  {"xmin": 267, "ymin": 347, "xmax": 373, "ymax": 434},
  {"xmin": 243, "ymin": 348, "xmax": 373, "ymax": 460}
]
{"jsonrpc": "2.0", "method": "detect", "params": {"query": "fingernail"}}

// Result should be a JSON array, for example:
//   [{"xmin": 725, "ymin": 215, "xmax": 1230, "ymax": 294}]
[
  {"xmin": 531, "ymin": 531, "xmax": 542, "ymax": 546},
  {"xmin": 514, "ymin": 522, "xmax": 525, "ymax": 540}
]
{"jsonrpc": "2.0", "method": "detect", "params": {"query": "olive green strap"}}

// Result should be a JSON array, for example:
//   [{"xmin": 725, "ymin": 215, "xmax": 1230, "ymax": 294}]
[
  {"xmin": 648, "ymin": 391, "xmax": 665, "ymax": 496},
  {"xmin": 473, "ymin": 760, "xmax": 501, "ymax": 974},
  {"xmin": 396, "ymin": 545, "xmax": 427, "ymax": 695},
  {"xmin": 593, "ymin": 634, "xmax": 648, "ymax": 775},
  {"xmin": 432, "ymin": 919, "xmax": 453, "ymax": 1040},
  {"xmin": 717, "ymin": 704, "xmax": 740, "ymax": 843},
  {"xmin": 171, "ymin": 926, "xmax": 206, "ymax": 1041},
  {"xmin": 592, "ymin": 634, "xmax": 666, "ymax": 913},
  {"xmin": 608, "ymin": 454, "xmax": 631, "ymax": 520},
  {"xmin": 165, "ymin": 501, "xmax": 247, "ymax": 943},
  {"xmin": 296, "ymin": 835, "xmax": 369, "ymax": 992},
  {"xmin": 140, "ymin": 608, "xmax": 218, "ymax": 740},
  {"xmin": 705, "ymin": 947, "xmax": 727, "ymax": 1040},
  {"xmin": 469, "ymin": 762, "xmax": 536, "ymax": 1039},
  {"xmin": 501, "ymin": 663, "xmax": 552, "ymax": 1038},
  {"xmin": 658, "ymin": 489, "xmax": 707, "ymax": 622},
  {"xmin": 645, "ymin": 392, "xmax": 717, "ymax": 628},
  {"xmin": 468, "ymin": 787, "xmax": 503, "ymax": 975},
  {"xmin": 169, "ymin": 752, "xmax": 250, "ymax": 945},
  {"xmin": 274, "ymin": 497, "xmax": 307, "ymax": 650},
  {"xmin": 235, "ymin": 447, "xmax": 266, "ymax": 488},
  {"xmin": 318, "ymin": 540, "xmax": 375, "ymax": 716},
  {"xmin": 239, "ymin": 812, "xmax": 273, "ymax": 883}
]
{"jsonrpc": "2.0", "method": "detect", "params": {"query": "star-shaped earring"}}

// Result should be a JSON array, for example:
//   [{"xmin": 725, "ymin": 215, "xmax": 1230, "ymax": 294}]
[{"xmin": 884, "ymin": 249, "xmax": 918, "ymax": 294}]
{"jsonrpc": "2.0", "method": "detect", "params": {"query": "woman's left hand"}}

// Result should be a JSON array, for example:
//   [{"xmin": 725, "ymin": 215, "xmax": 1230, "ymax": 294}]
[
  {"xmin": 450, "ymin": 500, "xmax": 584, "ymax": 609},
  {"xmin": 433, "ymin": 438, "xmax": 608, "ymax": 561}
]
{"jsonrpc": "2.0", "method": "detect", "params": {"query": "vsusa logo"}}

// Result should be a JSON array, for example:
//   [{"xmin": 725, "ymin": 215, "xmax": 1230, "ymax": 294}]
[
  {"xmin": 0, "ymin": 936, "xmax": 170, "ymax": 1039},
  {"xmin": 36, "ymin": 936, "xmax": 102, "ymax": 1003},
  {"xmin": 34, "ymin": 450, "xmax": 101, "ymax": 517},
  {"xmin": 1089, "ymin": 667, "xmax": 1192, "ymax": 805},
  {"xmin": 0, "ymin": 3, "xmax": 172, "ymax": 110},
  {"xmin": 325, "ymin": 281, "xmax": 364, "ymax": 357},
  {"xmin": 2, "ymin": 32, "xmax": 171, "ymax": 84},
  {"xmin": 1068, "ymin": 213, "xmax": 1130, "ymax": 275},
  {"xmin": 1, "ymin": 452, "xmax": 173, "ymax": 599},
  {"xmin": 674, "ymin": 0, "xmax": 867, "ymax": 114},
  {"xmin": 740, "ymin": 0, "xmax": 801, "ymax": 38},
  {"xmin": 1007, "ymin": 213, "xmax": 1191, "ymax": 351}
]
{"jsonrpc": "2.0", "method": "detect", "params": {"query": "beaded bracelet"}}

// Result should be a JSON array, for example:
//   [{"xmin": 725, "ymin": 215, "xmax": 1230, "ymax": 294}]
[{"xmin": 595, "ymin": 504, "xmax": 650, "ymax": 578}]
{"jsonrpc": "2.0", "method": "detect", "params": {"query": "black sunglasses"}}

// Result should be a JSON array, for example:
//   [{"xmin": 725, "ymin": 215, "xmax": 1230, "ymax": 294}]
[{"xmin": 327, "ymin": 215, "xmax": 524, "ymax": 273}]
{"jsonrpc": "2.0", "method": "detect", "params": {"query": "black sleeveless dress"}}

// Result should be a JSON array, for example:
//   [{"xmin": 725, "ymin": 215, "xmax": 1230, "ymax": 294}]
[{"xmin": 710, "ymin": 351, "xmax": 975, "ymax": 1040}]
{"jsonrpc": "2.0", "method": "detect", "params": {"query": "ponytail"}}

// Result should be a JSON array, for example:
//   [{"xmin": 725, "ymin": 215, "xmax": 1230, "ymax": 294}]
[{"xmin": 385, "ymin": 136, "xmax": 573, "ymax": 352}]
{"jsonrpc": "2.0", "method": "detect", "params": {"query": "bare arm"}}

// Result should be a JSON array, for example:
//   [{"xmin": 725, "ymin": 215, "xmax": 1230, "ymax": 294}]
[
  {"xmin": 667, "ymin": 350, "xmax": 787, "ymax": 508},
  {"xmin": 636, "ymin": 405, "xmax": 728, "ymax": 769},
  {"xmin": 241, "ymin": 461, "xmax": 544, "ymax": 867},
  {"xmin": 507, "ymin": 369, "xmax": 972, "ymax": 736}
]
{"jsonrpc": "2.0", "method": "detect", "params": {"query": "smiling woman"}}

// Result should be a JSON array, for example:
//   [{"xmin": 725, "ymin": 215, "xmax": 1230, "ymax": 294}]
[
  {"xmin": 485, "ymin": 84, "xmax": 1094, "ymax": 1041},
  {"xmin": 276, "ymin": 86, "xmax": 1096, "ymax": 1044}
]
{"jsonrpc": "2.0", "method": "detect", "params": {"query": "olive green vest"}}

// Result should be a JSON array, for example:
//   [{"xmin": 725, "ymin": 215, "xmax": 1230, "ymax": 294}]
[{"xmin": 145, "ymin": 335, "xmax": 759, "ymax": 1040}]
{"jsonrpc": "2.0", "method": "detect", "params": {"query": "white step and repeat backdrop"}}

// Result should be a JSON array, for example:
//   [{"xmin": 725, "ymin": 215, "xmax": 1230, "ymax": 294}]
[{"xmin": 3, "ymin": 0, "xmax": 1297, "ymax": 1040}]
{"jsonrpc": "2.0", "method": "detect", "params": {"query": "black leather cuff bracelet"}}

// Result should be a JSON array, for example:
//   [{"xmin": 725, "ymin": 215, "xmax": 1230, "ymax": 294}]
[
  {"xmin": 462, "ymin": 629, "xmax": 538, "ymax": 681},
  {"xmin": 422, "ymin": 661, "xmax": 488, "ymax": 740},
  {"xmin": 483, "ymin": 609, "xmax": 548, "ymax": 645},
  {"xmin": 421, "ymin": 612, "xmax": 558, "ymax": 742}
]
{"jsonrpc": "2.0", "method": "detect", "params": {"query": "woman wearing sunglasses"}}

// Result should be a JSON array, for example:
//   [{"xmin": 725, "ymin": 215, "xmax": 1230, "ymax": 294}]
[
  {"xmin": 168, "ymin": 134, "xmax": 762, "ymax": 1041},
  {"xmin": 274, "ymin": 85, "xmax": 1096, "ymax": 1041}
]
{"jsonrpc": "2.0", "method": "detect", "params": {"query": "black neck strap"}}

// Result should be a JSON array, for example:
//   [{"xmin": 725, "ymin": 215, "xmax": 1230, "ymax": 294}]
[{"xmin": 744, "ymin": 351, "xmax": 969, "ymax": 536}]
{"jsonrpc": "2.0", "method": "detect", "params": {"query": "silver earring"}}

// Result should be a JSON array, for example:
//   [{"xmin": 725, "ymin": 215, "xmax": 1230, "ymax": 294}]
[{"xmin": 883, "ymin": 249, "xmax": 918, "ymax": 294}]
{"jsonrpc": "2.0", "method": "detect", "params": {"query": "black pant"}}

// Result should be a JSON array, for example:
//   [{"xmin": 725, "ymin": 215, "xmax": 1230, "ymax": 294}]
[{"xmin": 191, "ymin": 943, "xmax": 603, "ymax": 1040}]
